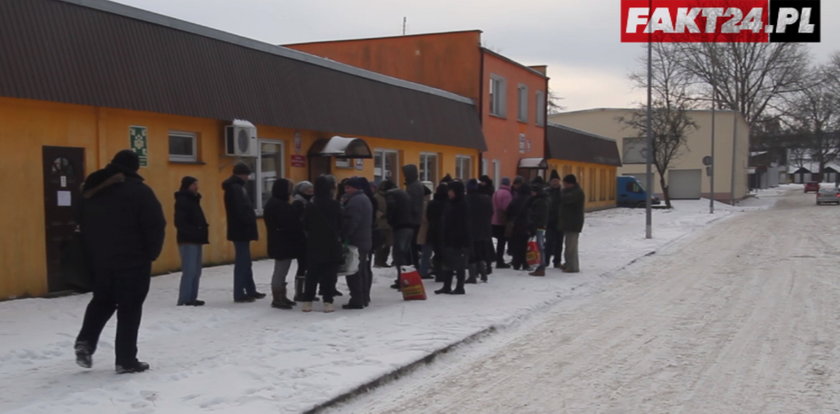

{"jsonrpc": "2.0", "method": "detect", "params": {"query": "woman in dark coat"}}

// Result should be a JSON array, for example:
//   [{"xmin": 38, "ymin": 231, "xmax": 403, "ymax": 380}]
[
  {"xmin": 506, "ymin": 183, "xmax": 533, "ymax": 271},
  {"xmin": 175, "ymin": 176, "xmax": 209, "ymax": 306},
  {"xmin": 301, "ymin": 176, "xmax": 343, "ymax": 313},
  {"xmin": 263, "ymin": 178, "xmax": 305, "ymax": 309},
  {"xmin": 465, "ymin": 179, "xmax": 494, "ymax": 283},
  {"xmin": 426, "ymin": 182, "xmax": 449, "ymax": 282}
]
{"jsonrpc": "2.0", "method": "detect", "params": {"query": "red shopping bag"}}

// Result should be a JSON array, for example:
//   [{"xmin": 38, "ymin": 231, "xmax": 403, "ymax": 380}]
[
  {"xmin": 526, "ymin": 239, "xmax": 541, "ymax": 266},
  {"xmin": 399, "ymin": 266, "xmax": 427, "ymax": 301}
]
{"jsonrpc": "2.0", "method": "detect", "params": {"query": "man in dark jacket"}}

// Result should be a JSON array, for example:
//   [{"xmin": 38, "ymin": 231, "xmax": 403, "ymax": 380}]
[
  {"xmin": 465, "ymin": 179, "xmax": 493, "ymax": 283},
  {"xmin": 373, "ymin": 180, "xmax": 395, "ymax": 268},
  {"xmin": 545, "ymin": 170, "xmax": 564, "ymax": 269},
  {"xmin": 527, "ymin": 180, "xmax": 550, "ymax": 277},
  {"xmin": 75, "ymin": 150, "xmax": 165, "ymax": 374},
  {"xmin": 174, "ymin": 176, "xmax": 209, "ymax": 306},
  {"xmin": 426, "ymin": 182, "xmax": 449, "ymax": 282},
  {"xmin": 385, "ymin": 186, "xmax": 414, "ymax": 288},
  {"xmin": 435, "ymin": 180, "xmax": 471, "ymax": 295},
  {"xmin": 403, "ymin": 164, "xmax": 424, "ymax": 266},
  {"xmin": 557, "ymin": 174, "xmax": 585, "ymax": 273},
  {"xmin": 342, "ymin": 177, "xmax": 373, "ymax": 309},
  {"xmin": 223, "ymin": 163, "xmax": 265, "ymax": 303},
  {"xmin": 263, "ymin": 179, "xmax": 304, "ymax": 309},
  {"xmin": 506, "ymin": 182, "xmax": 532, "ymax": 270}
]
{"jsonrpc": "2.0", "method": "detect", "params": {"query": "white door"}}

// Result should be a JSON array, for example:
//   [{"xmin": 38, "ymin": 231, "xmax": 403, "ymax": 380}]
[{"xmin": 668, "ymin": 169, "xmax": 702, "ymax": 199}]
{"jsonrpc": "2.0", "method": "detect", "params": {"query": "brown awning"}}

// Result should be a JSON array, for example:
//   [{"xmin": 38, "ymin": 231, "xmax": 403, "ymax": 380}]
[
  {"xmin": 518, "ymin": 158, "xmax": 548, "ymax": 169},
  {"xmin": 546, "ymin": 124, "xmax": 622, "ymax": 166}
]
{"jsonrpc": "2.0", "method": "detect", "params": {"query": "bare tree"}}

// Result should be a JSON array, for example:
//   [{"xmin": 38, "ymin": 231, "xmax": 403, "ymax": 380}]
[
  {"xmin": 547, "ymin": 89, "xmax": 565, "ymax": 115},
  {"xmin": 780, "ymin": 62, "xmax": 840, "ymax": 175},
  {"xmin": 623, "ymin": 43, "xmax": 698, "ymax": 208},
  {"xmin": 676, "ymin": 43, "xmax": 811, "ymax": 139}
]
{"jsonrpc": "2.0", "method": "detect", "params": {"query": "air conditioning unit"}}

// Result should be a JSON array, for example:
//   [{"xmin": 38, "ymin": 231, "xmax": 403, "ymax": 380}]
[{"xmin": 225, "ymin": 119, "xmax": 258, "ymax": 157}]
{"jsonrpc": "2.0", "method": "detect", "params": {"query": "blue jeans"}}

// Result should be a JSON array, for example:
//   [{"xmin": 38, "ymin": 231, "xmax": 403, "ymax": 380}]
[
  {"xmin": 233, "ymin": 241, "xmax": 257, "ymax": 300},
  {"xmin": 177, "ymin": 244, "xmax": 203, "ymax": 305},
  {"xmin": 535, "ymin": 229, "xmax": 547, "ymax": 269}
]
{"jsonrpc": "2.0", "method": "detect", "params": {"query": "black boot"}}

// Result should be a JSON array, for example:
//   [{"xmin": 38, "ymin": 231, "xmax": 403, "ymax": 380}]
[
  {"xmin": 271, "ymin": 287, "xmax": 293, "ymax": 309},
  {"xmin": 116, "ymin": 361, "xmax": 150, "ymax": 374},
  {"xmin": 451, "ymin": 271, "xmax": 466, "ymax": 295},
  {"xmin": 435, "ymin": 272, "xmax": 453, "ymax": 294},
  {"xmin": 75, "ymin": 341, "xmax": 93, "ymax": 369}
]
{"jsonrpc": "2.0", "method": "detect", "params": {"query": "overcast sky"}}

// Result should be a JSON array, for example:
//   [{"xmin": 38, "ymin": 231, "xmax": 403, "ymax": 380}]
[{"xmin": 113, "ymin": 0, "xmax": 838, "ymax": 111}]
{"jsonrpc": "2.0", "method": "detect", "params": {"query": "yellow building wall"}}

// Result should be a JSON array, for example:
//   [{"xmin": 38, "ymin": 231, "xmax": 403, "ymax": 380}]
[
  {"xmin": 547, "ymin": 160, "xmax": 617, "ymax": 211},
  {"xmin": 0, "ymin": 96, "xmax": 481, "ymax": 299}
]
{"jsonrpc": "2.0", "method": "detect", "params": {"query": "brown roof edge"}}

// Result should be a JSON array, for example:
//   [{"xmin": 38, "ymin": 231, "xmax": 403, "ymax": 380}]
[
  {"xmin": 480, "ymin": 48, "xmax": 549, "ymax": 79},
  {"xmin": 284, "ymin": 30, "xmax": 484, "ymax": 47}
]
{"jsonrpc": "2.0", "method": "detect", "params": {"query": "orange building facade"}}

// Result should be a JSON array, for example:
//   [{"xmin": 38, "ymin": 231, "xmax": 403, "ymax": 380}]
[{"xmin": 288, "ymin": 31, "xmax": 549, "ymax": 183}]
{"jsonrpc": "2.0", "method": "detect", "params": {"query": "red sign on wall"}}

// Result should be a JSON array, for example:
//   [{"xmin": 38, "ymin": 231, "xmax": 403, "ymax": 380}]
[{"xmin": 291, "ymin": 154, "xmax": 306, "ymax": 168}]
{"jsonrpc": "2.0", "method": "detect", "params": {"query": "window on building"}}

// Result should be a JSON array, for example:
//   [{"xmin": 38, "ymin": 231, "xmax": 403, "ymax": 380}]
[
  {"xmin": 455, "ymin": 155, "xmax": 472, "ymax": 180},
  {"xmin": 535, "ymin": 90, "xmax": 546, "ymax": 126},
  {"xmin": 168, "ymin": 131, "xmax": 198, "ymax": 162},
  {"xmin": 419, "ymin": 153, "xmax": 439, "ymax": 184},
  {"xmin": 489, "ymin": 74, "xmax": 507, "ymax": 117},
  {"xmin": 622, "ymin": 137, "xmax": 647, "ymax": 164},
  {"xmin": 374, "ymin": 149, "xmax": 400, "ymax": 185},
  {"xmin": 517, "ymin": 84, "xmax": 528, "ymax": 122}
]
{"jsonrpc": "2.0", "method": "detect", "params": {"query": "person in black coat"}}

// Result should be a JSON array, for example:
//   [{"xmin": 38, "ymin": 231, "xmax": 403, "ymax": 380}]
[
  {"xmin": 385, "ymin": 186, "xmax": 414, "ymax": 288},
  {"xmin": 263, "ymin": 178, "xmax": 305, "ymax": 309},
  {"xmin": 75, "ymin": 150, "xmax": 165, "ymax": 374},
  {"xmin": 223, "ymin": 163, "xmax": 265, "ymax": 303},
  {"xmin": 341, "ymin": 177, "xmax": 373, "ymax": 309},
  {"xmin": 301, "ymin": 176, "xmax": 343, "ymax": 313},
  {"xmin": 557, "ymin": 175, "xmax": 586, "ymax": 273},
  {"xmin": 435, "ymin": 180, "xmax": 471, "ymax": 295},
  {"xmin": 174, "ymin": 176, "xmax": 209, "ymax": 306},
  {"xmin": 465, "ymin": 179, "xmax": 494, "ymax": 283},
  {"xmin": 506, "ymin": 183, "xmax": 533, "ymax": 271},
  {"xmin": 426, "ymin": 182, "xmax": 449, "ymax": 282},
  {"xmin": 527, "ymin": 181, "xmax": 550, "ymax": 276}
]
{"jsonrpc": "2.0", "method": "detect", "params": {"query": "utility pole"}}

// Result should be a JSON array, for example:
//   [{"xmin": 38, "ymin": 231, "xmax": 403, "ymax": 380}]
[
  {"xmin": 645, "ymin": 0, "xmax": 653, "ymax": 239},
  {"xmin": 402, "ymin": 17, "xmax": 407, "ymax": 35},
  {"xmin": 730, "ymin": 112, "xmax": 738, "ymax": 205},
  {"xmin": 710, "ymin": 60, "xmax": 716, "ymax": 215}
]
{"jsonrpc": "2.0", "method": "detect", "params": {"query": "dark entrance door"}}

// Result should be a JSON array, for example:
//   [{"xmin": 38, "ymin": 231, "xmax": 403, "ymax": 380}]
[
  {"xmin": 308, "ymin": 156, "xmax": 332, "ymax": 181},
  {"xmin": 42, "ymin": 146, "xmax": 86, "ymax": 293}
]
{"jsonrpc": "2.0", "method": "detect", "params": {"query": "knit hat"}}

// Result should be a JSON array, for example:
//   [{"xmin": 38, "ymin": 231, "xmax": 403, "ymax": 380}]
[
  {"xmin": 532, "ymin": 176, "xmax": 545, "ymax": 186},
  {"xmin": 180, "ymin": 176, "xmax": 198, "ymax": 191},
  {"xmin": 111, "ymin": 150, "xmax": 140, "ymax": 173},
  {"xmin": 501, "ymin": 177, "xmax": 511, "ymax": 186},
  {"xmin": 233, "ymin": 162, "xmax": 252, "ymax": 176},
  {"xmin": 563, "ymin": 174, "xmax": 577, "ymax": 185},
  {"xmin": 466, "ymin": 178, "xmax": 480, "ymax": 194},
  {"xmin": 294, "ymin": 180, "xmax": 313, "ymax": 195},
  {"xmin": 550, "ymin": 169, "xmax": 560, "ymax": 181},
  {"xmin": 346, "ymin": 177, "xmax": 366, "ymax": 190}
]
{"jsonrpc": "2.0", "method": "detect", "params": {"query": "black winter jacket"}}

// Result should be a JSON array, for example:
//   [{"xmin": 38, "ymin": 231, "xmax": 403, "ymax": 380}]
[
  {"xmin": 79, "ymin": 166, "xmax": 166, "ymax": 271},
  {"xmin": 557, "ymin": 185, "xmax": 585, "ymax": 233},
  {"xmin": 426, "ymin": 187, "xmax": 448, "ymax": 247},
  {"xmin": 403, "ymin": 164, "xmax": 424, "ymax": 227},
  {"xmin": 304, "ymin": 177, "xmax": 344, "ymax": 265},
  {"xmin": 174, "ymin": 190, "xmax": 209, "ymax": 244},
  {"xmin": 507, "ymin": 188, "xmax": 532, "ymax": 237},
  {"xmin": 342, "ymin": 191, "xmax": 373, "ymax": 251},
  {"xmin": 466, "ymin": 192, "xmax": 493, "ymax": 242},
  {"xmin": 443, "ymin": 183, "xmax": 472, "ymax": 249},
  {"xmin": 385, "ymin": 188, "xmax": 414, "ymax": 230},
  {"xmin": 223, "ymin": 175, "xmax": 258, "ymax": 242},
  {"xmin": 528, "ymin": 192, "xmax": 549, "ymax": 233},
  {"xmin": 546, "ymin": 186, "xmax": 563, "ymax": 228},
  {"xmin": 264, "ymin": 179, "xmax": 306, "ymax": 260}
]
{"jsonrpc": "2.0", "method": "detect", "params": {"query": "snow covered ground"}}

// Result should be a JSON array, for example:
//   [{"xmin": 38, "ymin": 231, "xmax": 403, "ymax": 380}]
[
  {"xmin": 331, "ymin": 186, "xmax": 840, "ymax": 414},
  {"xmin": 0, "ymin": 189, "xmax": 791, "ymax": 414}
]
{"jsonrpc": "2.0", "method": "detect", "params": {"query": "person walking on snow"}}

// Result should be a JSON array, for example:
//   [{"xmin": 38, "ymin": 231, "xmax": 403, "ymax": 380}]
[
  {"xmin": 174, "ymin": 176, "xmax": 209, "ymax": 306},
  {"xmin": 223, "ymin": 163, "xmax": 266, "ymax": 303},
  {"xmin": 435, "ymin": 180, "xmax": 471, "ymax": 295},
  {"xmin": 263, "ymin": 179, "xmax": 305, "ymax": 309},
  {"xmin": 75, "ymin": 150, "xmax": 165, "ymax": 374},
  {"xmin": 528, "ymin": 180, "xmax": 550, "ymax": 277},
  {"xmin": 557, "ymin": 174, "xmax": 585, "ymax": 273},
  {"xmin": 301, "ymin": 176, "xmax": 343, "ymax": 313},
  {"xmin": 341, "ymin": 177, "xmax": 373, "ymax": 310},
  {"xmin": 545, "ymin": 170, "xmax": 564, "ymax": 269}
]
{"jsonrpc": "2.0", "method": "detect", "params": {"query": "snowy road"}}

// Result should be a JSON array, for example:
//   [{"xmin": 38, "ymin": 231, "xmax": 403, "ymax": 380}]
[{"xmin": 334, "ymin": 192, "xmax": 840, "ymax": 414}]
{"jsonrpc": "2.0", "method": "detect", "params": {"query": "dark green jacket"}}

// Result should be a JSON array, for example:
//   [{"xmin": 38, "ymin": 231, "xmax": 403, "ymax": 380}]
[{"xmin": 556, "ymin": 186, "xmax": 585, "ymax": 233}]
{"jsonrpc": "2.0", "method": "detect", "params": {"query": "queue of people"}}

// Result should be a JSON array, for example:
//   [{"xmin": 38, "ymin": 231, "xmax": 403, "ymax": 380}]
[{"xmin": 73, "ymin": 150, "xmax": 586, "ymax": 373}]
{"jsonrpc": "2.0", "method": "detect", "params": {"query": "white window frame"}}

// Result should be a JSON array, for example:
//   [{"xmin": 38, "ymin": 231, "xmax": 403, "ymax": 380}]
[
  {"xmin": 455, "ymin": 155, "xmax": 472, "ymax": 180},
  {"xmin": 517, "ymin": 84, "xmax": 528, "ymax": 122},
  {"xmin": 168, "ymin": 131, "xmax": 198, "ymax": 162},
  {"xmin": 419, "ymin": 152, "xmax": 439, "ymax": 184},
  {"xmin": 373, "ymin": 148, "xmax": 400, "ymax": 185},
  {"xmin": 489, "ymin": 74, "xmax": 507, "ymax": 118},
  {"xmin": 535, "ymin": 90, "xmax": 546, "ymax": 126},
  {"xmin": 252, "ymin": 139, "xmax": 285, "ymax": 215}
]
